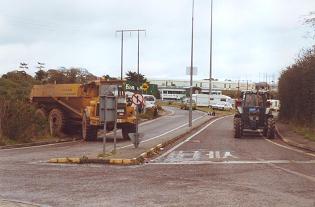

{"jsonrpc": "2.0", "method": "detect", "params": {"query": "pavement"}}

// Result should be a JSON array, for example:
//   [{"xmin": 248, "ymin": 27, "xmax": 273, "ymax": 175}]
[
  {"xmin": 0, "ymin": 111, "xmax": 314, "ymax": 206},
  {"xmin": 276, "ymin": 122, "xmax": 315, "ymax": 152}
]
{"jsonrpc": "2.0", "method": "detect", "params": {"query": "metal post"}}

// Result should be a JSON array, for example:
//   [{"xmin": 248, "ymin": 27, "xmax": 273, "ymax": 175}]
[
  {"xmin": 189, "ymin": 0, "xmax": 195, "ymax": 128},
  {"xmin": 120, "ymin": 32, "xmax": 124, "ymax": 80},
  {"xmin": 102, "ymin": 97, "xmax": 107, "ymax": 154},
  {"xmin": 113, "ymin": 96, "xmax": 118, "ymax": 153},
  {"xmin": 137, "ymin": 30, "xmax": 140, "ymax": 76},
  {"xmin": 209, "ymin": 0, "xmax": 213, "ymax": 101}
]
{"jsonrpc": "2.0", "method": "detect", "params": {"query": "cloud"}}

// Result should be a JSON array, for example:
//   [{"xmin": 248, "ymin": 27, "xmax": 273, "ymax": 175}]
[{"xmin": 0, "ymin": 0, "xmax": 314, "ymax": 82}]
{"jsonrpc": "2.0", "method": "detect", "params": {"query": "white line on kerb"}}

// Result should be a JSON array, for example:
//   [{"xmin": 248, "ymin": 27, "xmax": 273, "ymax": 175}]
[{"xmin": 153, "ymin": 116, "xmax": 229, "ymax": 161}]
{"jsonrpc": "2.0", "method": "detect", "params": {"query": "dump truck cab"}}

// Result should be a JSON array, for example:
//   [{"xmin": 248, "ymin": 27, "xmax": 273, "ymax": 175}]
[{"xmin": 30, "ymin": 79, "xmax": 136, "ymax": 141}]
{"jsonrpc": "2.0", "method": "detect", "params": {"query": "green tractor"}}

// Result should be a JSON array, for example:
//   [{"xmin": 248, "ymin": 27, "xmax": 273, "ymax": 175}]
[{"xmin": 233, "ymin": 90, "xmax": 275, "ymax": 139}]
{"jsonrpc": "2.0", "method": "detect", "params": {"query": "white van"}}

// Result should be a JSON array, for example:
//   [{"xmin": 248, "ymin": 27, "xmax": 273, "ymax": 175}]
[
  {"xmin": 210, "ymin": 94, "xmax": 233, "ymax": 110},
  {"xmin": 192, "ymin": 94, "xmax": 210, "ymax": 107}
]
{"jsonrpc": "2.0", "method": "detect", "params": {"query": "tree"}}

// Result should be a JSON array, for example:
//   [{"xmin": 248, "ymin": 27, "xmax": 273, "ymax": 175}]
[
  {"xmin": 102, "ymin": 74, "xmax": 118, "ymax": 80},
  {"xmin": 125, "ymin": 71, "xmax": 147, "ymax": 91},
  {"xmin": 35, "ymin": 69, "xmax": 48, "ymax": 81},
  {"xmin": 305, "ymin": 11, "xmax": 315, "ymax": 38}
]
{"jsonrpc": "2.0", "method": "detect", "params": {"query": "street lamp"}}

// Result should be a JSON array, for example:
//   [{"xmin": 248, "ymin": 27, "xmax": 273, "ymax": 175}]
[
  {"xmin": 189, "ymin": 0, "xmax": 195, "ymax": 128},
  {"xmin": 209, "ymin": 0, "xmax": 213, "ymax": 99}
]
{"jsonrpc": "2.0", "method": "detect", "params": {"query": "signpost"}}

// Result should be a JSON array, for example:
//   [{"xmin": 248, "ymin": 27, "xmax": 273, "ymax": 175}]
[{"xmin": 130, "ymin": 93, "xmax": 143, "ymax": 148}]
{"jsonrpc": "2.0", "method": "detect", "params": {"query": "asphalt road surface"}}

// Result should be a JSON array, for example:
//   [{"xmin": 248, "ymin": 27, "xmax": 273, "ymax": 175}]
[{"xmin": 0, "ymin": 114, "xmax": 314, "ymax": 207}]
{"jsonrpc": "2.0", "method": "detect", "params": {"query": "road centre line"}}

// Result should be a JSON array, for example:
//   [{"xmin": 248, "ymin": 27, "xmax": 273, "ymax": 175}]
[
  {"xmin": 118, "ymin": 114, "xmax": 208, "ymax": 149},
  {"xmin": 153, "ymin": 116, "xmax": 229, "ymax": 161}
]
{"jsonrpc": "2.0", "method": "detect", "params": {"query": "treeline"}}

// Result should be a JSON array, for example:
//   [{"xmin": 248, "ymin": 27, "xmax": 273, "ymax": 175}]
[
  {"xmin": 0, "ymin": 68, "xmax": 97, "ymax": 145},
  {"xmin": 278, "ymin": 47, "xmax": 315, "ymax": 128}
]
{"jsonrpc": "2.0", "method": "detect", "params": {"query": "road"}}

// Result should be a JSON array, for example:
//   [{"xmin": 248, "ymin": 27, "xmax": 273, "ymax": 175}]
[{"xmin": 0, "ymin": 114, "xmax": 314, "ymax": 206}]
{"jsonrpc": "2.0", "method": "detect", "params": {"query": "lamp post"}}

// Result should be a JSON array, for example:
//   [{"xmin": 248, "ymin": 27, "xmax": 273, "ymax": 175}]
[
  {"xmin": 209, "ymin": 0, "xmax": 213, "ymax": 100},
  {"xmin": 189, "ymin": 0, "xmax": 195, "ymax": 128}
]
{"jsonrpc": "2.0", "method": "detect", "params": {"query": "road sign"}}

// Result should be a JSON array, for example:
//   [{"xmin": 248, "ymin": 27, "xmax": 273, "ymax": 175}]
[
  {"xmin": 186, "ymin": 66, "xmax": 198, "ymax": 76},
  {"xmin": 142, "ymin": 83, "xmax": 149, "ymax": 92},
  {"xmin": 132, "ymin": 94, "xmax": 144, "ymax": 105}
]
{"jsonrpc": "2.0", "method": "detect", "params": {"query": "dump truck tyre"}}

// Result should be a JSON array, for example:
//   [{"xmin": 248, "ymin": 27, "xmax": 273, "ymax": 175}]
[
  {"xmin": 122, "ymin": 124, "xmax": 136, "ymax": 140},
  {"xmin": 234, "ymin": 117, "xmax": 242, "ymax": 138},
  {"xmin": 267, "ymin": 118, "xmax": 275, "ymax": 139},
  {"xmin": 49, "ymin": 108, "xmax": 65, "ymax": 137},
  {"xmin": 82, "ymin": 113, "xmax": 98, "ymax": 141},
  {"xmin": 35, "ymin": 108, "xmax": 47, "ymax": 120}
]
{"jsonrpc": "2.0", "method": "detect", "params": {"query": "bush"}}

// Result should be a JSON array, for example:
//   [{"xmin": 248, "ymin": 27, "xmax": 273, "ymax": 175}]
[
  {"xmin": 0, "ymin": 76, "xmax": 49, "ymax": 144},
  {"xmin": 278, "ymin": 47, "xmax": 315, "ymax": 128}
]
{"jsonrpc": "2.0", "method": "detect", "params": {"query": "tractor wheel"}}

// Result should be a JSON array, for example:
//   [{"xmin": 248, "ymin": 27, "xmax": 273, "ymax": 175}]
[
  {"xmin": 35, "ymin": 108, "xmax": 47, "ymax": 120},
  {"xmin": 234, "ymin": 117, "xmax": 242, "ymax": 138},
  {"xmin": 122, "ymin": 124, "xmax": 136, "ymax": 140},
  {"xmin": 49, "ymin": 108, "xmax": 66, "ymax": 137},
  {"xmin": 267, "ymin": 118, "xmax": 275, "ymax": 139},
  {"xmin": 82, "ymin": 112, "xmax": 98, "ymax": 141}
]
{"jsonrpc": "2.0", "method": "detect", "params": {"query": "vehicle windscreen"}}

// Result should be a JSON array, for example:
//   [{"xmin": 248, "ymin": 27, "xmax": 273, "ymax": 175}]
[
  {"xmin": 244, "ymin": 94, "xmax": 265, "ymax": 107},
  {"xmin": 244, "ymin": 94, "xmax": 257, "ymax": 107},
  {"xmin": 144, "ymin": 96, "xmax": 155, "ymax": 101}
]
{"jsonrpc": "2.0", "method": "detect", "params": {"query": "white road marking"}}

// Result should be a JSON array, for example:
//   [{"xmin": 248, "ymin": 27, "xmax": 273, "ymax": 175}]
[
  {"xmin": 268, "ymin": 162, "xmax": 315, "ymax": 182},
  {"xmin": 207, "ymin": 151, "xmax": 214, "ymax": 159},
  {"xmin": 263, "ymin": 138, "xmax": 315, "ymax": 158},
  {"xmin": 150, "ymin": 160, "xmax": 315, "ymax": 165},
  {"xmin": 118, "ymin": 114, "xmax": 208, "ymax": 149},
  {"xmin": 192, "ymin": 151, "xmax": 201, "ymax": 160},
  {"xmin": 0, "ymin": 140, "xmax": 80, "ymax": 152},
  {"xmin": 223, "ymin": 151, "xmax": 238, "ymax": 159},
  {"xmin": 153, "ymin": 116, "xmax": 231, "ymax": 161},
  {"xmin": 215, "ymin": 151, "xmax": 220, "ymax": 158}
]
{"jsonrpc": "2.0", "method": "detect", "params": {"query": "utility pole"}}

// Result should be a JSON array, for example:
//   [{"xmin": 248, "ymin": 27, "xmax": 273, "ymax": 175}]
[
  {"xmin": 116, "ymin": 29, "xmax": 146, "ymax": 81},
  {"xmin": 189, "ymin": 0, "xmax": 195, "ymax": 128},
  {"xmin": 37, "ymin": 62, "xmax": 45, "ymax": 70},
  {"xmin": 19, "ymin": 62, "xmax": 28, "ymax": 70},
  {"xmin": 209, "ymin": 0, "xmax": 213, "ymax": 100}
]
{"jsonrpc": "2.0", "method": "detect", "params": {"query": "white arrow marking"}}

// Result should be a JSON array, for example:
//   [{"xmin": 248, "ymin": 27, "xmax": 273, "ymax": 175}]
[
  {"xmin": 223, "ymin": 151, "xmax": 238, "ymax": 159},
  {"xmin": 192, "ymin": 151, "xmax": 201, "ymax": 160}
]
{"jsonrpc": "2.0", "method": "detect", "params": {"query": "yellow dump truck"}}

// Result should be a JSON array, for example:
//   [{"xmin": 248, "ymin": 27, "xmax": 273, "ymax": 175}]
[{"xmin": 30, "ymin": 80, "xmax": 136, "ymax": 141}]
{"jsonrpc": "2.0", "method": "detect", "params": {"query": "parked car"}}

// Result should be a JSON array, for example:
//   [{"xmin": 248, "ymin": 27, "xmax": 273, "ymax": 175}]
[
  {"xmin": 143, "ymin": 95, "xmax": 157, "ymax": 109},
  {"xmin": 180, "ymin": 98, "xmax": 196, "ymax": 110}
]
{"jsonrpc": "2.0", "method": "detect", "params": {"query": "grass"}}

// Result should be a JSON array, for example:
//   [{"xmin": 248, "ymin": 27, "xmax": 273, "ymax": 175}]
[{"xmin": 292, "ymin": 125, "xmax": 315, "ymax": 142}]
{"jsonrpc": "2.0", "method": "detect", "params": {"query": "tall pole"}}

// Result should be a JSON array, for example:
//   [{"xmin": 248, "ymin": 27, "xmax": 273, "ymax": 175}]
[
  {"xmin": 137, "ymin": 30, "xmax": 140, "ymax": 76},
  {"xmin": 209, "ymin": 0, "xmax": 213, "ymax": 100},
  {"xmin": 120, "ymin": 32, "xmax": 124, "ymax": 80},
  {"xmin": 189, "ymin": 0, "xmax": 195, "ymax": 128}
]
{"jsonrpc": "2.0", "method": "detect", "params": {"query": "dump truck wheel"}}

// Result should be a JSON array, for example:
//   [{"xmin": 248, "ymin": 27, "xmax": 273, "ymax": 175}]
[
  {"xmin": 267, "ymin": 118, "xmax": 275, "ymax": 139},
  {"xmin": 49, "ymin": 108, "xmax": 65, "ymax": 137},
  {"xmin": 35, "ymin": 108, "xmax": 47, "ymax": 120},
  {"xmin": 122, "ymin": 124, "xmax": 136, "ymax": 140},
  {"xmin": 234, "ymin": 117, "xmax": 242, "ymax": 138},
  {"xmin": 82, "ymin": 113, "xmax": 98, "ymax": 141}
]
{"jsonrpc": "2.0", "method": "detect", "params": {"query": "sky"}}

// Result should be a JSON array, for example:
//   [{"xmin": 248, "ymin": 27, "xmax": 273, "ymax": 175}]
[{"xmin": 0, "ymin": 0, "xmax": 314, "ymax": 82}]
